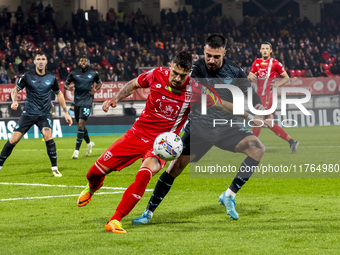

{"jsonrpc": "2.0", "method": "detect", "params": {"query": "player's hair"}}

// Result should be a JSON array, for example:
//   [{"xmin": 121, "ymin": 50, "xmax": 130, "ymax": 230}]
[
  {"xmin": 205, "ymin": 34, "xmax": 226, "ymax": 49},
  {"xmin": 172, "ymin": 51, "xmax": 192, "ymax": 71},
  {"xmin": 35, "ymin": 51, "xmax": 47, "ymax": 58},
  {"xmin": 261, "ymin": 41, "xmax": 273, "ymax": 49}
]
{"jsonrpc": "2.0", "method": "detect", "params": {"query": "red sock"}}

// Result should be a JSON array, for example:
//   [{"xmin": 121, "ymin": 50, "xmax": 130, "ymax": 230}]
[
  {"xmin": 252, "ymin": 126, "xmax": 261, "ymax": 137},
  {"xmin": 270, "ymin": 124, "xmax": 291, "ymax": 142},
  {"xmin": 111, "ymin": 167, "xmax": 153, "ymax": 221},
  {"xmin": 86, "ymin": 162, "xmax": 107, "ymax": 191}
]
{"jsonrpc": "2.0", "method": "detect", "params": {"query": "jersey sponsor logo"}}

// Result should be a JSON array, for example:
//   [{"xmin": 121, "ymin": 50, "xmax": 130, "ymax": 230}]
[
  {"xmin": 32, "ymin": 80, "xmax": 37, "ymax": 83},
  {"xmin": 87, "ymin": 74, "xmax": 92, "ymax": 78},
  {"xmin": 76, "ymin": 75, "xmax": 80, "ymax": 77},
  {"xmin": 45, "ymin": 80, "xmax": 51, "ymax": 85},
  {"xmin": 258, "ymin": 71, "xmax": 268, "ymax": 79},
  {"xmin": 156, "ymin": 84, "xmax": 161, "ymax": 88},
  {"xmin": 103, "ymin": 151, "xmax": 113, "ymax": 161}
]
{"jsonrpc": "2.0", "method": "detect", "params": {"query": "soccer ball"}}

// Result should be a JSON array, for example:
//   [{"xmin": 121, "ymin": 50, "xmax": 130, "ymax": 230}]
[{"xmin": 153, "ymin": 132, "xmax": 183, "ymax": 161}]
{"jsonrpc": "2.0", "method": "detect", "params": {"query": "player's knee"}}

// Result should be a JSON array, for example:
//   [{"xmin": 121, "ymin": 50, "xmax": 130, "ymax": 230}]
[
  {"xmin": 243, "ymin": 139, "xmax": 265, "ymax": 159},
  {"xmin": 167, "ymin": 155, "xmax": 188, "ymax": 177}
]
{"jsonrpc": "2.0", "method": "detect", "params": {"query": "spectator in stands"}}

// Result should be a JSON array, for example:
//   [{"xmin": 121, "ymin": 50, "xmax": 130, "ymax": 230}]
[
  {"xmin": 0, "ymin": 73, "xmax": 8, "ymax": 84},
  {"xmin": 58, "ymin": 38, "xmax": 67, "ymax": 51},
  {"xmin": 330, "ymin": 55, "xmax": 340, "ymax": 75},
  {"xmin": 7, "ymin": 64, "xmax": 17, "ymax": 83},
  {"xmin": 48, "ymin": 57, "xmax": 58, "ymax": 74},
  {"xmin": 58, "ymin": 62, "xmax": 69, "ymax": 81}
]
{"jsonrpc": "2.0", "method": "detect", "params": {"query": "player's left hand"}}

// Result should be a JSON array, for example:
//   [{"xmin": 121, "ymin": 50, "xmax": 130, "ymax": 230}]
[
  {"xmin": 254, "ymin": 104, "xmax": 265, "ymax": 111},
  {"xmin": 65, "ymin": 112, "xmax": 73, "ymax": 126}
]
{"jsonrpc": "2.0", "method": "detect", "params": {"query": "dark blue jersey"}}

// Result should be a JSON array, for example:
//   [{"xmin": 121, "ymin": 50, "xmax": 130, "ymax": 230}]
[
  {"xmin": 17, "ymin": 70, "xmax": 60, "ymax": 116},
  {"xmin": 65, "ymin": 68, "xmax": 101, "ymax": 107}
]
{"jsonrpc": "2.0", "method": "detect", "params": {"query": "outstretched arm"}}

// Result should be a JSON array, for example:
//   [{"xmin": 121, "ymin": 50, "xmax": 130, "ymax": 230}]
[{"xmin": 102, "ymin": 78, "xmax": 140, "ymax": 112}]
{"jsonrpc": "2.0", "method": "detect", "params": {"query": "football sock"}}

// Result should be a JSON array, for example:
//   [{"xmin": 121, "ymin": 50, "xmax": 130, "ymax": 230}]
[
  {"xmin": 252, "ymin": 126, "xmax": 261, "ymax": 137},
  {"xmin": 147, "ymin": 171, "xmax": 175, "ymax": 212},
  {"xmin": 76, "ymin": 129, "xmax": 85, "ymax": 150},
  {"xmin": 111, "ymin": 167, "xmax": 153, "ymax": 221},
  {"xmin": 225, "ymin": 188, "xmax": 237, "ymax": 198},
  {"xmin": 45, "ymin": 139, "xmax": 57, "ymax": 167},
  {"xmin": 84, "ymin": 128, "xmax": 90, "ymax": 144},
  {"xmin": 0, "ymin": 141, "xmax": 15, "ymax": 167},
  {"xmin": 87, "ymin": 162, "xmax": 107, "ymax": 191},
  {"xmin": 229, "ymin": 156, "xmax": 259, "ymax": 194},
  {"xmin": 270, "ymin": 124, "xmax": 291, "ymax": 142}
]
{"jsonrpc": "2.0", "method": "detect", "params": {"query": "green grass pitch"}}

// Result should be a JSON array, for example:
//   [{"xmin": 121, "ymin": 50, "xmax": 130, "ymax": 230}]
[{"xmin": 0, "ymin": 125, "xmax": 339, "ymax": 254}]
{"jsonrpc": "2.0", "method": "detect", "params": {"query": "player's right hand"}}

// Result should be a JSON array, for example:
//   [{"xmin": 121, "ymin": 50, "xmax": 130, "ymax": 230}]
[
  {"xmin": 102, "ymin": 99, "xmax": 117, "ymax": 112},
  {"xmin": 248, "ymin": 72, "xmax": 257, "ymax": 81},
  {"xmin": 11, "ymin": 101, "xmax": 18, "ymax": 110},
  {"xmin": 67, "ymin": 84, "xmax": 75, "ymax": 91}
]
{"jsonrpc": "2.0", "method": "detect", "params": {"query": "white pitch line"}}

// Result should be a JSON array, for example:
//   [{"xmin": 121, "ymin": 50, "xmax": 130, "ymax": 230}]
[
  {"xmin": 0, "ymin": 182, "xmax": 128, "ymax": 190},
  {"xmin": 0, "ymin": 191, "xmax": 125, "ymax": 202},
  {"xmin": 0, "ymin": 182, "xmax": 153, "ymax": 202}
]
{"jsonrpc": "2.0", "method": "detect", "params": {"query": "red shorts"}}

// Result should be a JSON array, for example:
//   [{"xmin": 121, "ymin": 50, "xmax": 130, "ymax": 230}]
[{"xmin": 97, "ymin": 129, "xmax": 167, "ymax": 172}]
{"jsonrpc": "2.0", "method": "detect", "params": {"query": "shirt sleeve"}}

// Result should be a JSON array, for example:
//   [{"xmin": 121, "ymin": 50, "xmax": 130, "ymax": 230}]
[
  {"xmin": 94, "ymin": 71, "xmax": 101, "ymax": 83},
  {"xmin": 137, "ymin": 69, "xmax": 154, "ymax": 88},
  {"xmin": 250, "ymin": 60, "xmax": 257, "ymax": 74},
  {"xmin": 52, "ymin": 76, "xmax": 60, "ymax": 93},
  {"xmin": 275, "ymin": 61, "xmax": 286, "ymax": 75},
  {"xmin": 65, "ymin": 72, "xmax": 73, "ymax": 85},
  {"xmin": 16, "ymin": 73, "xmax": 27, "ymax": 90}
]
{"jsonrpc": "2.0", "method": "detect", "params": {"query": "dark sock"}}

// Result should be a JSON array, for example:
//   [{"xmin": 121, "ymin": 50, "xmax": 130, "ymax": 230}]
[
  {"xmin": 229, "ymin": 157, "xmax": 259, "ymax": 194},
  {"xmin": 0, "ymin": 141, "xmax": 15, "ymax": 167},
  {"xmin": 76, "ymin": 129, "xmax": 85, "ymax": 150},
  {"xmin": 147, "ymin": 171, "xmax": 175, "ymax": 212},
  {"xmin": 46, "ymin": 139, "xmax": 57, "ymax": 167},
  {"xmin": 288, "ymin": 139, "xmax": 295, "ymax": 145},
  {"xmin": 84, "ymin": 128, "xmax": 90, "ymax": 144}
]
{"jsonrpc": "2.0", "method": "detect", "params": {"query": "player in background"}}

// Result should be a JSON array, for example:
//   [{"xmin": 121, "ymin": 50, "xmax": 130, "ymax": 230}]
[
  {"xmin": 76, "ymin": 51, "xmax": 252, "ymax": 234},
  {"xmin": 248, "ymin": 42, "xmax": 299, "ymax": 153},
  {"xmin": 64, "ymin": 56, "xmax": 102, "ymax": 159},
  {"xmin": 133, "ymin": 34, "xmax": 266, "ymax": 224},
  {"xmin": 0, "ymin": 51, "xmax": 72, "ymax": 177}
]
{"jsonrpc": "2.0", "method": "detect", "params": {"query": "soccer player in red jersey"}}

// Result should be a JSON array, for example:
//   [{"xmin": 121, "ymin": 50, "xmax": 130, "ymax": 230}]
[
  {"xmin": 248, "ymin": 42, "xmax": 299, "ymax": 153},
  {"xmin": 76, "ymin": 51, "xmax": 249, "ymax": 233}
]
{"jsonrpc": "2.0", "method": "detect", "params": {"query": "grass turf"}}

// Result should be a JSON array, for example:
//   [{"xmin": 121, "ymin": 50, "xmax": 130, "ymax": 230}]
[{"xmin": 0, "ymin": 125, "xmax": 339, "ymax": 255}]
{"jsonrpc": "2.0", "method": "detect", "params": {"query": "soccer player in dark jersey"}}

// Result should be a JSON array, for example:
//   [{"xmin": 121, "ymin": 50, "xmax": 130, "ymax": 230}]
[
  {"xmin": 133, "ymin": 34, "xmax": 266, "ymax": 224},
  {"xmin": 248, "ymin": 42, "xmax": 299, "ymax": 153},
  {"xmin": 75, "ymin": 51, "xmax": 253, "ymax": 234},
  {"xmin": 0, "ymin": 51, "xmax": 72, "ymax": 177},
  {"xmin": 64, "ymin": 56, "xmax": 102, "ymax": 159}
]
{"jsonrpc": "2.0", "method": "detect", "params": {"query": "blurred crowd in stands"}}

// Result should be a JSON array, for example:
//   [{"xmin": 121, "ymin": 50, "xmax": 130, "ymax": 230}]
[{"xmin": 1, "ymin": 2, "xmax": 340, "ymax": 85}]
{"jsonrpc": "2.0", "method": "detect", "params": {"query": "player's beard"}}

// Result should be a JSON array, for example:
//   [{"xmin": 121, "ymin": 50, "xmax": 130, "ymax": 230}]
[{"xmin": 81, "ymin": 66, "xmax": 88, "ymax": 72}]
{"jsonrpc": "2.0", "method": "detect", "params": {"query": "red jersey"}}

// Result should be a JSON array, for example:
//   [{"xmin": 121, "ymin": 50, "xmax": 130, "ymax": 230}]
[
  {"xmin": 250, "ymin": 57, "xmax": 285, "ymax": 96},
  {"xmin": 132, "ymin": 67, "xmax": 214, "ymax": 141}
]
